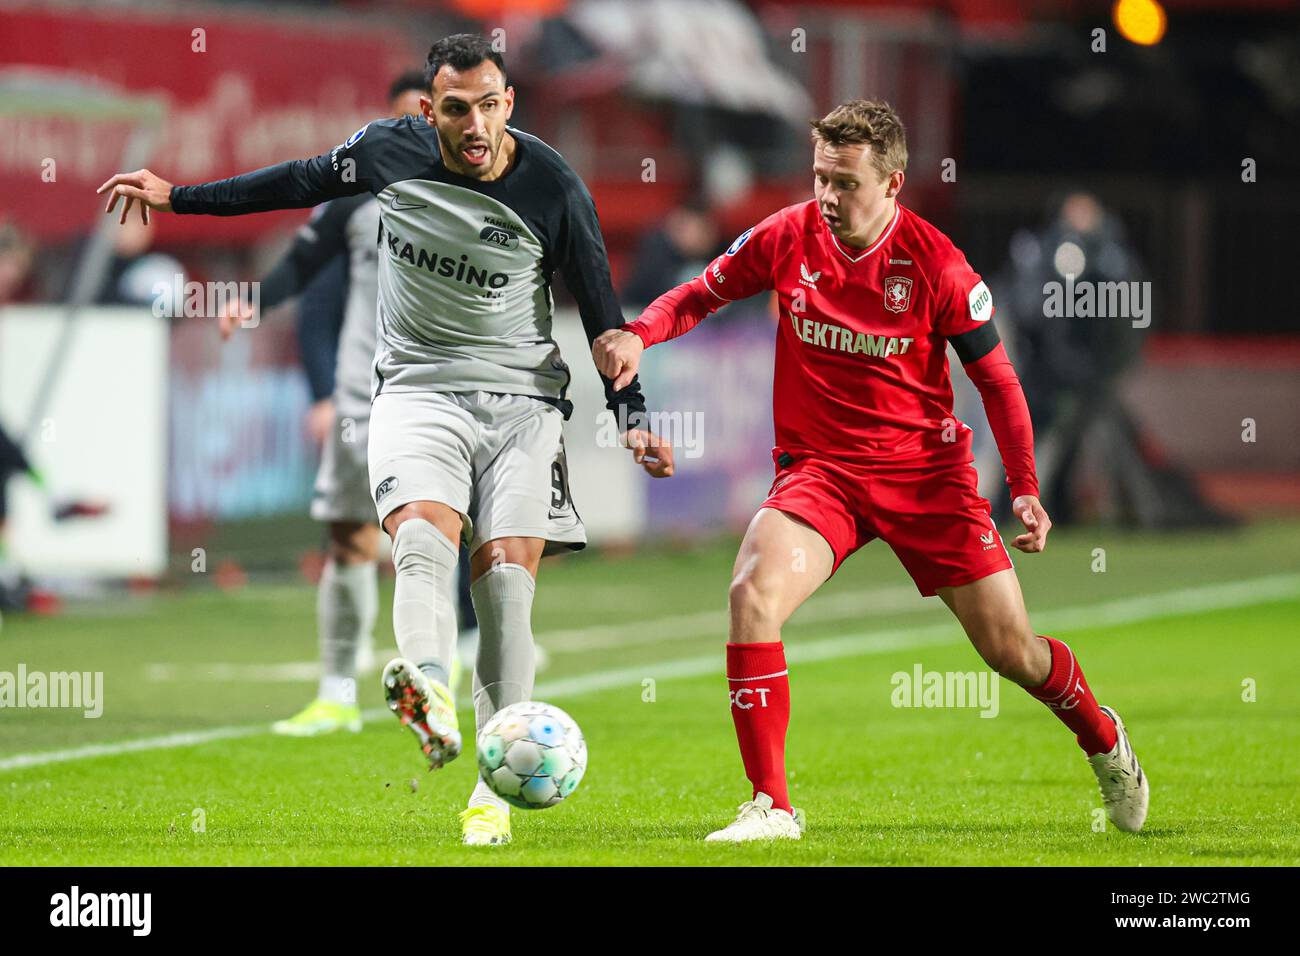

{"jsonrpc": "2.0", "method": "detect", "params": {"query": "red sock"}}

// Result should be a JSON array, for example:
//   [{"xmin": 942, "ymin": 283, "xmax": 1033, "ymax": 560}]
[
  {"xmin": 726, "ymin": 641, "xmax": 791, "ymax": 812},
  {"xmin": 1025, "ymin": 636, "xmax": 1118, "ymax": 756}
]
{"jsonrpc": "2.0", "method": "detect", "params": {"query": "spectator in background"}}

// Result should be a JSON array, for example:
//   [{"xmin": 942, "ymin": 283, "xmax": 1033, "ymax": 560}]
[
  {"xmin": 0, "ymin": 219, "xmax": 35, "ymax": 305},
  {"xmin": 621, "ymin": 198, "xmax": 721, "ymax": 307},
  {"xmin": 1000, "ymin": 192, "xmax": 1144, "ymax": 431},
  {"xmin": 58, "ymin": 215, "xmax": 187, "ymax": 308},
  {"xmin": 995, "ymin": 192, "xmax": 1224, "ymax": 527},
  {"xmin": 994, "ymin": 192, "xmax": 1144, "ymax": 522},
  {"xmin": 96, "ymin": 215, "xmax": 187, "ymax": 307}
]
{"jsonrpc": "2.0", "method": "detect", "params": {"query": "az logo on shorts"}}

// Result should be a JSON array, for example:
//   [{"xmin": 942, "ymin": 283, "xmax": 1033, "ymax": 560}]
[{"xmin": 374, "ymin": 476, "xmax": 399, "ymax": 502}]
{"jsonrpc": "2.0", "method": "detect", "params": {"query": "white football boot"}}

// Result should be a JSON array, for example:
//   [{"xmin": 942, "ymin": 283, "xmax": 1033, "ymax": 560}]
[
  {"xmin": 382, "ymin": 658, "xmax": 461, "ymax": 770},
  {"xmin": 1088, "ymin": 706, "xmax": 1149, "ymax": 832},
  {"xmin": 705, "ymin": 792, "xmax": 805, "ymax": 843}
]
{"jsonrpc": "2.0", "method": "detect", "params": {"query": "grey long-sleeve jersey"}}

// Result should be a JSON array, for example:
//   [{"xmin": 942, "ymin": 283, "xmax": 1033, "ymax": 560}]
[{"xmin": 171, "ymin": 117, "xmax": 647, "ymax": 421}]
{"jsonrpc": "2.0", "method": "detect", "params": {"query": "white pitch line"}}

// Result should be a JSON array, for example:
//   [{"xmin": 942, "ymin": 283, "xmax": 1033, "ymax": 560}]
[
  {"xmin": 531, "ymin": 571, "xmax": 1300, "ymax": 698},
  {"xmin": 540, "ymin": 584, "xmax": 921, "ymax": 654},
  {"xmin": 141, "ymin": 584, "xmax": 922, "ymax": 680},
  {"xmin": 1, "ymin": 573, "xmax": 1296, "ymax": 773},
  {"xmin": 0, "ymin": 725, "xmax": 267, "ymax": 771},
  {"xmin": 145, "ymin": 661, "xmax": 323, "ymax": 683},
  {"xmin": 1030, "ymin": 572, "xmax": 1300, "ymax": 633}
]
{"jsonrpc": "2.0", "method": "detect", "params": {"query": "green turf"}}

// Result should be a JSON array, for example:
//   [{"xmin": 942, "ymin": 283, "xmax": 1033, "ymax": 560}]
[{"xmin": 1, "ymin": 521, "xmax": 1298, "ymax": 865}]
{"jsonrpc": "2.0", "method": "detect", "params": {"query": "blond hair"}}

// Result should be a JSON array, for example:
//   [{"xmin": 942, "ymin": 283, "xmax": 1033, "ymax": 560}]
[{"xmin": 810, "ymin": 100, "xmax": 908, "ymax": 182}]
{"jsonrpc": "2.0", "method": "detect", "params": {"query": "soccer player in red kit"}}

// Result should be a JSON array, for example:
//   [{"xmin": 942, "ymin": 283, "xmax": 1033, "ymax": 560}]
[{"xmin": 593, "ymin": 100, "xmax": 1148, "ymax": 841}]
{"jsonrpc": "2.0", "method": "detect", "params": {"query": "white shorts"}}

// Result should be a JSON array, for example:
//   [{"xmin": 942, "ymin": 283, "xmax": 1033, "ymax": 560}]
[
  {"xmin": 368, "ymin": 390, "xmax": 585, "ymax": 556},
  {"xmin": 311, "ymin": 409, "xmax": 378, "ymax": 525}
]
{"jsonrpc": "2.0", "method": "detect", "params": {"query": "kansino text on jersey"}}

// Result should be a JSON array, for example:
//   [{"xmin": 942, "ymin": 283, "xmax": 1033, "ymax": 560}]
[{"xmin": 380, "ymin": 224, "xmax": 509, "ymax": 290}]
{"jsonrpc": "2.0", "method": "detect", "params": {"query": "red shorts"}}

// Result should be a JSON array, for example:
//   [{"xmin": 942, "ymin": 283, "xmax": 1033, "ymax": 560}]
[{"xmin": 761, "ymin": 452, "xmax": 1013, "ymax": 596}]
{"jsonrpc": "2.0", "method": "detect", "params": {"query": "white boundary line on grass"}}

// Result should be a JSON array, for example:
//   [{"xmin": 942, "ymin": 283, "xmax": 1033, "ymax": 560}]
[
  {"xmin": 1, "ymin": 572, "xmax": 1296, "ymax": 773},
  {"xmin": 140, "ymin": 584, "xmax": 923, "ymax": 681}
]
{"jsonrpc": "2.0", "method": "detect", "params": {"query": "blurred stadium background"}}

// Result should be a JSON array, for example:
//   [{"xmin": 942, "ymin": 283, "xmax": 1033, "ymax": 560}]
[{"xmin": 0, "ymin": 0, "xmax": 1297, "ymax": 604}]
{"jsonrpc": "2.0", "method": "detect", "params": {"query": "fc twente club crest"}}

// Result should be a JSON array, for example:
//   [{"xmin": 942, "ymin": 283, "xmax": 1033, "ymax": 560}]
[{"xmin": 883, "ymin": 275, "xmax": 913, "ymax": 313}]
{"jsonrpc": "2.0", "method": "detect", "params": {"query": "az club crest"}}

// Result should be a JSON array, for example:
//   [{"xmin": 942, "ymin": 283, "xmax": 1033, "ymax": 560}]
[{"xmin": 883, "ymin": 275, "xmax": 913, "ymax": 313}]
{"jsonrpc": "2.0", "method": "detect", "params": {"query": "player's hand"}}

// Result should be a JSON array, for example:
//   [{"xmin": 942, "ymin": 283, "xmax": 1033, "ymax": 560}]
[
  {"xmin": 216, "ymin": 297, "xmax": 256, "ymax": 341},
  {"xmin": 305, "ymin": 398, "xmax": 335, "ymax": 447},
  {"xmin": 592, "ymin": 329, "xmax": 644, "ymax": 392},
  {"xmin": 1010, "ymin": 494, "xmax": 1051, "ymax": 553},
  {"xmin": 623, "ymin": 428, "xmax": 674, "ymax": 478},
  {"xmin": 96, "ymin": 168, "xmax": 174, "ymax": 225}
]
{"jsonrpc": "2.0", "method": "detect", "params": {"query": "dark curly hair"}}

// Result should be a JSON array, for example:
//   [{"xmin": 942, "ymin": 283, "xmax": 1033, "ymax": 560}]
[{"xmin": 424, "ymin": 33, "xmax": 506, "ymax": 88}]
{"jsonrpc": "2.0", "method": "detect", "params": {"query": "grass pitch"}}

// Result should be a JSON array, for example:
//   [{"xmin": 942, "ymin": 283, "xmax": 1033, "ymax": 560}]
[{"xmin": 1, "ymin": 521, "xmax": 1298, "ymax": 866}]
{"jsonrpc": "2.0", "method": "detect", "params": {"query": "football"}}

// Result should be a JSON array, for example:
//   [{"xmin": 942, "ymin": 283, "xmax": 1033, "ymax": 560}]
[{"xmin": 476, "ymin": 701, "xmax": 587, "ymax": 809}]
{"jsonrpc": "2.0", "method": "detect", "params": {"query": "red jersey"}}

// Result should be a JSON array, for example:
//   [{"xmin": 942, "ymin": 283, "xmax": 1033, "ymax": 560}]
[{"xmin": 627, "ymin": 199, "xmax": 1038, "ymax": 499}]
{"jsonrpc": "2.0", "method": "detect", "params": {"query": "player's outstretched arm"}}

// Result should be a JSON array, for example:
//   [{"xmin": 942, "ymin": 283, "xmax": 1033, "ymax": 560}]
[
  {"xmin": 613, "ymin": 218, "xmax": 780, "ymax": 368},
  {"xmin": 96, "ymin": 169, "xmax": 174, "ymax": 225},
  {"xmin": 98, "ymin": 122, "xmax": 379, "ymax": 226},
  {"xmin": 98, "ymin": 155, "xmax": 361, "ymax": 223}
]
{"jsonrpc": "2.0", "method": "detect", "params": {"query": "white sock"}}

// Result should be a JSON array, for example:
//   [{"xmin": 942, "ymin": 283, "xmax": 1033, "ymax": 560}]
[
  {"xmin": 434, "ymin": 565, "xmax": 456, "ymax": 684},
  {"xmin": 316, "ymin": 559, "xmax": 377, "ymax": 704},
  {"xmin": 390, "ymin": 519, "xmax": 457, "ymax": 686},
  {"xmin": 469, "ymin": 563, "xmax": 537, "ymax": 730},
  {"xmin": 468, "ymin": 776, "xmax": 509, "ymax": 812},
  {"xmin": 319, "ymin": 675, "xmax": 356, "ymax": 705},
  {"xmin": 466, "ymin": 563, "xmax": 536, "ymax": 815}
]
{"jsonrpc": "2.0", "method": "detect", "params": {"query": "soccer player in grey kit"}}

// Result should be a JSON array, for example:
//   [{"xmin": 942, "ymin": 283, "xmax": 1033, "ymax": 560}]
[{"xmin": 100, "ymin": 34, "xmax": 673, "ymax": 846}]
